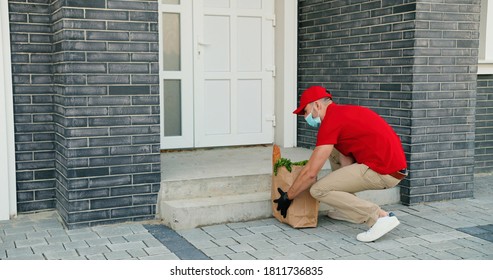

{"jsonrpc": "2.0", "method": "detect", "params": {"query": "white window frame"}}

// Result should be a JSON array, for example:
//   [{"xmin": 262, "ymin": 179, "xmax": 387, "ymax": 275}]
[
  {"xmin": 479, "ymin": 0, "xmax": 493, "ymax": 74},
  {"xmin": 1, "ymin": 0, "xmax": 17, "ymax": 220},
  {"xmin": 159, "ymin": 1, "xmax": 194, "ymax": 149}
]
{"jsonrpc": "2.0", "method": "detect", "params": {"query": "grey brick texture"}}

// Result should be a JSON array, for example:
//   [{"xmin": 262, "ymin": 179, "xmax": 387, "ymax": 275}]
[
  {"xmin": 476, "ymin": 75, "xmax": 493, "ymax": 174},
  {"xmin": 10, "ymin": 0, "xmax": 56, "ymax": 213},
  {"xmin": 9, "ymin": 0, "xmax": 160, "ymax": 228},
  {"xmin": 297, "ymin": 0, "xmax": 481, "ymax": 205}
]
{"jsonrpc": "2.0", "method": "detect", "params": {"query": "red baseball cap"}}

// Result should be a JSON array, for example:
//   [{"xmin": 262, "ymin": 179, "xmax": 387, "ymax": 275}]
[{"xmin": 293, "ymin": 86, "xmax": 332, "ymax": 115}]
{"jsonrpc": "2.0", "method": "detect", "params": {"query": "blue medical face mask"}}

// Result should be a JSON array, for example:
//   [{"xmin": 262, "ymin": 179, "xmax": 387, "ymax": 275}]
[{"xmin": 305, "ymin": 108, "xmax": 321, "ymax": 128}]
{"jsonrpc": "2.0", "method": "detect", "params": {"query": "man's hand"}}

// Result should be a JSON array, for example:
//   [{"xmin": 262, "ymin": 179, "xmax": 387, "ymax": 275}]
[{"xmin": 273, "ymin": 188, "xmax": 293, "ymax": 218}]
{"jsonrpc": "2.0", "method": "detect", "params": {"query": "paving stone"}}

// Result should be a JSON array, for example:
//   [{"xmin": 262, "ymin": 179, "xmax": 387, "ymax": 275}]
[
  {"xmin": 48, "ymin": 229, "xmax": 70, "ymax": 238},
  {"xmin": 0, "ymin": 249, "xmax": 6, "ymax": 259},
  {"xmin": 340, "ymin": 244, "xmax": 376, "ymax": 255},
  {"xmin": 233, "ymin": 233, "xmax": 270, "ymax": 244},
  {"xmin": 447, "ymin": 247, "xmax": 485, "ymax": 259},
  {"xmin": 303, "ymin": 249, "xmax": 338, "ymax": 260},
  {"xmin": 139, "ymin": 253, "xmax": 179, "ymax": 260},
  {"xmin": 93, "ymin": 226, "xmax": 134, "ymax": 237},
  {"xmin": 126, "ymin": 248, "xmax": 148, "ymax": 258},
  {"xmin": 336, "ymin": 254, "xmax": 374, "ymax": 260},
  {"xmin": 85, "ymin": 254, "xmax": 107, "ymax": 260},
  {"xmin": 402, "ymin": 244, "xmax": 433, "ymax": 255},
  {"xmin": 227, "ymin": 252, "xmax": 256, "ymax": 260},
  {"xmin": 43, "ymin": 250, "xmax": 80, "ymax": 260},
  {"xmin": 418, "ymin": 233, "xmax": 458, "ymax": 243},
  {"xmin": 26, "ymin": 230, "xmax": 51, "ymax": 240},
  {"xmin": 248, "ymin": 225, "xmax": 283, "ymax": 234},
  {"xmin": 366, "ymin": 251, "xmax": 399, "ymax": 260},
  {"xmin": 275, "ymin": 244, "xmax": 314, "ymax": 256},
  {"xmin": 272, "ymin": 253, "xmax": 311, "ymax": 260},
  {"xmin": 46, "ymin": 235, "xmax": 71, "ymax": 244},
  {"xmin": 249, "ymin": 248, "xmax": 281, "ymax": 259},
  {"xmin": 31, "ymin": 243, "xmax": 66, "ymax": 254},
  {"xmin": 63, "ymin": 240, "xmax": 89, "ymax": 250},
  {"xmin": 233, "ymin": 228, "xmax": 254, "ymax": 236},
  {"xmin": 207, "ymin": 229, "xmax": 239, "ymax": 239},
  {"xmin": 248, "ymin": 240, "xmax": 275, "ymax": 250},
  {"xmin": 201, "ymin": 246, "xmax": 235, "ymax": 257},
  {"xmin": 7, "ymin": 254, "xmax": 45, "ymax": 260},
  {"xmin": 142, "ymin": 238, "xmax": 164, "ymax": 248},
  {"xmin": 414, "ymin": 254, "xmax": 438, "ymax": 260},
  {"xmin": 395, "ymin": 236, "xmax": 431, "ymax": 246},
  {"xmin": 77, "ymin": 245, "xmax": 111, "ymax": 256},
  {"xmin": 143, "ymin": 246, "xmax": 171, "ymax": 256},
  {"xmin": 426, "ymin": 241, "xmax": 463, "ymax": 252},
  {"xmin": 15, "ymin": 238, "xmax": 47, "ymax": 248},
  {"xmin": 208, "ymin": 254, "xmax": 230, "ymax": 260},
  {"xmin": 4, "ymin": 226, "xmax": 35, "ymax": 236},
  {"xmin": 202, "ymin": 224, "xmax": 230, "ymax": 233},
  {"xmin": 228, "ymin": 243, "xmax": 255, "ymax": 253},
  {"xmin": 104, "ymin": 250, "xmax": 133, "ymax": 260},
  {"xmin": 288, "ymin": 235, "xmax": 325, "ymax": 245},
  {"xmin": 189, "ymin": 240, "xmax": 217, "ymax": 249},
  {"xmin": 427, "ymin": 251, "xmax": 462, "ymax": 260},
  {"xmin": 108, "ymin": 236, "xmax": 127, "ymax": 244},
  {"xmin": 86, "ymin": 237, "xmax": 111, "ymax": 247},
  {"xmin": 384, "ymin": 247, "xmax": 415, "ymax": 258},
  {"xmin": 107, "ymin": 241, "xmax": 146, "ymax": 252},
  {"xmin": 177, "ymin": 228, "xmax": 213, "ymax": 241},
  {"xmin": 68, "ymin": 232, "xmax": 100, "ymax": 241},
  {"xmin": 6, "ymin": 247, "xmax": 33, "ymax": 258},
  {"xmin": 125, "ymin": 233, "xmax": 155, "ymax": 242},
  {"xmin": 0, "ymin": 241, "xmax": 15, "ymax": 250},
  {"xmin": 213, "ymin": 237, "xmax": 238, "ymax": 247},
  {"xmin": 127, "ymin": 224, "xmax": 149, "ymax": 234},
  {"xmin": 226, "ymin": 222, "xmax": 248, "ymax": 229}
]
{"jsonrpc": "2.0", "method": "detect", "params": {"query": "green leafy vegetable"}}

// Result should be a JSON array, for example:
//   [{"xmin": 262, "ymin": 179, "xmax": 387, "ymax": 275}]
[{"xmin": 273, "ymin": 158, "xmax": 308, "ymax": 175}]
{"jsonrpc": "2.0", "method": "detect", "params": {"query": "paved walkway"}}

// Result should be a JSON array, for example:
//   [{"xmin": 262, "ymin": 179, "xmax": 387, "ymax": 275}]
[{"xmin": 1, "ymin": 174, "xmax": 492, "ymax": 260}]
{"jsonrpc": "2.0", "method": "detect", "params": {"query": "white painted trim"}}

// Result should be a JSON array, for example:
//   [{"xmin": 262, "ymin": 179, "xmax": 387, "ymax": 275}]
[
  {"xmin": 274, "ymin": 0, "xmax": 298, "ymax": 148},
  {"xmin": 0, "ymin": 0, "xmax": 17, "ymax": 220},
  {"xmin": 478, "ymin": 61, "xmax": 493, "ymax": 74},
  {"xmin": 479, "ymin": 0, "xmax": 493, "ymax": 63},
  {"xmin": 159, "ymin": 1, "xmax": 194, "ymax": 149}
]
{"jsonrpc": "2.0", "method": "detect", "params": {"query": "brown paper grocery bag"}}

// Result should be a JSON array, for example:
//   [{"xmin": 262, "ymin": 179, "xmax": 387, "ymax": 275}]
[{"xmin": 271, "ymin": 145, "xmax": 319, "ymax": 228}]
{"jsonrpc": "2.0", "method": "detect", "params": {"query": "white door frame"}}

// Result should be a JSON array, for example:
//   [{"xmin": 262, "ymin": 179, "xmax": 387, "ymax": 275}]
[
  {"xmin": 159, "ymin": 0, "xmax": 297, "ymax": 149},
  {"xmin": 1, "ymin": 0, "xmax": 18, "ymax": 220}
]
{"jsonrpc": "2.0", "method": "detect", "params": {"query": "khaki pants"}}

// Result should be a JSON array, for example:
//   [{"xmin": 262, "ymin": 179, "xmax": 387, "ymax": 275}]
[{"xmin": 310, "ymin": 149, "xmax": 400, "ymax": 227}]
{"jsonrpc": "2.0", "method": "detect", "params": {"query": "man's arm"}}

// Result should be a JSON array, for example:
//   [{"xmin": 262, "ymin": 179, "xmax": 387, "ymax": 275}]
[{"xmin": 286, "ymin": 144, "xmax": 333, "ymax": 199}]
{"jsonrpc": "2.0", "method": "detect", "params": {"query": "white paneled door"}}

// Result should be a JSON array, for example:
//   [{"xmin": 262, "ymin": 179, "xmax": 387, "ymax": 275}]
[{"xmin": 160, "ymin": 0, "xmax": 275, "ymax": 149}]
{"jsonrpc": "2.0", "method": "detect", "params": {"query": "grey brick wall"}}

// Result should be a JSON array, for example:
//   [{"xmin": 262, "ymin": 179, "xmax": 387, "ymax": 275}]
[
  {"xmin": 298, "ymin": 0, "xmax": 480, "ymax": 205},
  {"xmin": 9, "ymin": 0, "xmax": 56, "ymax": 212},
  {"xmin": 476, "ymin": 75, "xmax": 493, "ymax": 174},
  {"xmin": 10, "ymin": 0, "xmax": 160, "ymax": 228}
]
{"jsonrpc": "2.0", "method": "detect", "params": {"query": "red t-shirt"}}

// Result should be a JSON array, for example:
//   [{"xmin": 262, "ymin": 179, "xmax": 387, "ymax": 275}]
[{"xmin": 316, "ymin": 103, "xmax": 407, "ymax": 174}]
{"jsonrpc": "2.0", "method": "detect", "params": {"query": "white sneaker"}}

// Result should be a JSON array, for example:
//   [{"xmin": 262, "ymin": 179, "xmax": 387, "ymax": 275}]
[{"xmin": 356, "ymin": 213, "xmax": 400, "ymax": 242}]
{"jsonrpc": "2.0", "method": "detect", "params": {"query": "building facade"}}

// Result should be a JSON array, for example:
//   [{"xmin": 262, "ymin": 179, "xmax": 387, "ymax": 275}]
[{"xmin": 1, "ymin": 0, "xmax": 492, "ymax": 227}]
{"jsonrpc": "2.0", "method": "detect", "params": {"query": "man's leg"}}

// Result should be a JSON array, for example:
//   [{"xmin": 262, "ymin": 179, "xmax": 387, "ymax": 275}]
[{"xmin": 310, "ymin": 163, "xmax": 399, "ymax": 227}]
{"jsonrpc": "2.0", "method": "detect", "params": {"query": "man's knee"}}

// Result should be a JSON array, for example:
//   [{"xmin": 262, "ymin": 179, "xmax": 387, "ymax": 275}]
[{"xmin": 310, "ymin": 181, "xmax": 328, "ymax": 199}]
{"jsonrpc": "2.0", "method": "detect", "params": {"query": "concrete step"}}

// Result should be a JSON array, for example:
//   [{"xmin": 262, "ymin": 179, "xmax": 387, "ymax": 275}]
[
  {"xmin": 159, "ymin": 192, "xmax": 272, "ymax": 230},
  {"xmin": 157, "ymin": 146, "xmax": 401, "ymax": 230}
]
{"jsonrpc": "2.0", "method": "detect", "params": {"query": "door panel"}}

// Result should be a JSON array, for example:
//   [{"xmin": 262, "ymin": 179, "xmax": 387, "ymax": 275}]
[
  {"xmin": 194, "ymin": 0, "xmax": 275, "ymax": 147},
  {"xmin": 204, "ymin": 80, "xmax": 231, "ymax": 135}
]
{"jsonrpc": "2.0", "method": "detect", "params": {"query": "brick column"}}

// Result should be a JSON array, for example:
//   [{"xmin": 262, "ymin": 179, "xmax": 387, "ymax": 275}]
[
  {"xmin": 404, "ymin": 0, "xmax": 480, "ymax": 203},
  {"xmin": 52, "ymin": 0, "xmax": 160, "ymax": 228}
]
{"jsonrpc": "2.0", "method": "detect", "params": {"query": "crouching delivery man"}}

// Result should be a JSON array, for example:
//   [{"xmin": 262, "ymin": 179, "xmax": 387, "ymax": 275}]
[{"xmin": 274, "ymin": 86, "xmax": 408, "ymax": 242}]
